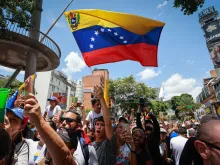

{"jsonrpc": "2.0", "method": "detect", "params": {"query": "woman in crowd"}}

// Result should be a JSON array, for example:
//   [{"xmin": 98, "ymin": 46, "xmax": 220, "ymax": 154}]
[
  {"xmin": 43, "ymin": 97, "xmax": 62, "ymax": 120},
  {"xmin": 132, "ymin": 128, "xmax": 152, "ymax": 165},
  {"xmin": 116, "ymin": 118, "xmax": 137, "ymax": 165}
]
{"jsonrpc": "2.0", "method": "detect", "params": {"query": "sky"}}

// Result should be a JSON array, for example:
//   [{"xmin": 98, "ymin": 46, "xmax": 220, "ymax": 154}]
[{"xmin": 1, "ymin": 0, "xmax": 220, "ymax": 100}]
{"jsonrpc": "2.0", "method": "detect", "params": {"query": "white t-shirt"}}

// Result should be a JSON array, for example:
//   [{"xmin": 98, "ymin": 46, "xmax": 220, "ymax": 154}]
[
  {"xmin": 73, "ymin": 140, "xmax": 98, "ymax": 165},
  {"xmin": 159, "ymin": 142, "xmax": 167, "ymax": 157},
  {"xmin": 170, "ymin": 136, "xmax": 188, "ymax": 165},
  {"xmin": 25, "ymin": 139, "xmax": 46, "ymax": 165},
  {"xmin": 45, "ymin": 105, "xmax": 62, "ymax": 119},
  {"xmin": 86, "ymin": 111, "xmax": 102, "ymax": 129}
]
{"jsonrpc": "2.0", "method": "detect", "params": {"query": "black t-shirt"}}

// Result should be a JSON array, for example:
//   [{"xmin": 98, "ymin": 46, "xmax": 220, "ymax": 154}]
[
  {"xmin": 179, "ymin": 137, "xmax": 203, "ymax": 165},
  {"xmin": 136, "ymin": 149, "xmax": 152, "ymax": 165}
]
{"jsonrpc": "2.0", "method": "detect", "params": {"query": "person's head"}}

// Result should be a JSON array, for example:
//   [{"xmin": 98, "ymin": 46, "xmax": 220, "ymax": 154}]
[
  {"xmin": 187, "ymin": 128, "xmax": 196, "ymax": 138},
  {"xmin": 132, "ymin": 128, "xmax": 145, "ymax": 148},
  {"xmin": 177, "ymin": 127, "xmax": 187, "ymax": 138},
  {"xmin": 47, "ymin": 96, "xmax": 58, "ymax": 107},
  {"xmin": 185, "ymin": 120, "xmax": 192, "ymax": 129},
  {"xmin": 144, "ymin": 118, "xmax": 153, "ymax": 135},
  {"xmin": 214, "ymin": 45, "xmax": 220, "ymax": 52},
  {"xmin": 61, "ymin": 110, "xmax": 81, "ymax": 131},
  {"xmin": 94, "ymin": 116, "xmax": 106, "ymax": 140},
  {"xmin": 91, "ymin": 98, "xmax": 101, "ymax": 113},
  {"xmin": 160, "ymin": 128, "xmax": 167, "ymax": 142},
  {"xmin": 111, "ymin": 117, "xmax": 115, "ymax": 124},
  {"xmin": 6, "ymin": 108, "xmax": 25, "ymax": 139},
  {"xmin": 195, "ymin": 120, "xmax": 220, "ymax": 165},
  {"xmin": 58, "ymin": 129, "xmax": 77, "ymax": 154},
  {"xmin": 116, "ymin": 118, "xmax": 129, "ymax": 140},
  {"xmin": 0, "ymin": 128, "xmax": 11, "ymax": 165}
]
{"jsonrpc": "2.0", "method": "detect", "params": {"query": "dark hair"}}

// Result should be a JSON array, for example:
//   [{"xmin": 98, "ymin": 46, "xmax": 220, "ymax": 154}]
[
  {"xmin": 47, "ymin": 120, "xmax": 57, "ymax": 131},
  {"xmin": 95, "ymin": 116, "xmax": 104, "ymax": 125},
  {"xmin": 91, "ymin": 98, "xmax": 100, "ymax": 105},
  {"xmin": 66, "ymin": 110, "xmax": 81, "ymax": 123},
  {"xmin": 177, "ymin": 127, "xmax": 187, "ymax": 135},
  {"xmin": 0, "ymin": 128, "xmax": 11, "ymax": 161}
]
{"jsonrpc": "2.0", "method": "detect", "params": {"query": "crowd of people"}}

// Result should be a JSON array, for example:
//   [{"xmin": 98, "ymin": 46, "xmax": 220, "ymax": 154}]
[{"xmin": 0, "ymin": 85, "xmax": 220, "ymax": 165}]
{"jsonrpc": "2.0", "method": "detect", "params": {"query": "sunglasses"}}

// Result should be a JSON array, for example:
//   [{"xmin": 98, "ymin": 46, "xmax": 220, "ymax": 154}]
[
  {"xmin": 60, "ymin": 117, "xmax": 76, "ymax": 124},
  {"xmin": 201, "ymin": 140, "xmax": 220, "ymax": 151}
]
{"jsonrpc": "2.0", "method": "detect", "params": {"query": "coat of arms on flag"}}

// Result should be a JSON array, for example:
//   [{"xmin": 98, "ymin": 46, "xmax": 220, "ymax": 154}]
[{"xmin": 67, "ymin": 12, "xmax": 80, "ymax": 30}]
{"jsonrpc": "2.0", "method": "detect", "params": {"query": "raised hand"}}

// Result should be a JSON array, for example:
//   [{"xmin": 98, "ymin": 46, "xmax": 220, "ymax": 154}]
[
  {"xmin": 24, "ymin": 93, "xmax": 42, "ymax": 125},
  {"xmin": 94, "ymin": 86, "xmax": 104, "ymax": 100}
]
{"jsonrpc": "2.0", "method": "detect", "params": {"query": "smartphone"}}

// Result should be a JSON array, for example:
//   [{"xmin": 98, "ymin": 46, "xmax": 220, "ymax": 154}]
[{"xmin": 122, "ymin": 123, "xmax": 130, "ymax": 133}]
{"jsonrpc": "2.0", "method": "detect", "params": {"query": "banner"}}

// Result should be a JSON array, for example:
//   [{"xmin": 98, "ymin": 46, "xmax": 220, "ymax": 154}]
[{"xmin": 203, "ymin": 20, "xmax": 220, "ymax": 44}]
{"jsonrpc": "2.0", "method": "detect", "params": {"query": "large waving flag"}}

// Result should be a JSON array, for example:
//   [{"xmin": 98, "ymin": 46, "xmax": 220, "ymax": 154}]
[{"xmin": 64, "ymin": 9, "xmax": 165, "ymax": 67}]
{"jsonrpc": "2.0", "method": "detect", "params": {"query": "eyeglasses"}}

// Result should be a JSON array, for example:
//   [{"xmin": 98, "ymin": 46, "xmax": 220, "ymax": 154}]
[
  {"xmin": 60, "ymin": 117, "xmax": 76, "ymax": 124},
  {"xmin": 201, "ymin": 140, "xmax": 220, "ymax": 151}
]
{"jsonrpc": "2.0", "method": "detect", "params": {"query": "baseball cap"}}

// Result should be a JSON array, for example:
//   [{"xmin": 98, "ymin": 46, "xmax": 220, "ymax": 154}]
[
  {"xmin": 6, "ymin": 107, "xmax": 24, "ymax": 120},
  {"xmin": 47, "ymin": 96, "xmax": 58, "ymax": 102},
  {"xmin": 160, "ymin": 128, "xmax": 167, "ymax": 133}
]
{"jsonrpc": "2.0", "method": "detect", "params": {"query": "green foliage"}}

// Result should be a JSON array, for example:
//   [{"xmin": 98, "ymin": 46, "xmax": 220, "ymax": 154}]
[
  {"xmin": 173, "ymin": 0, "xmax": 205, "ymax": 15},
  {"xmin": 170, "ymin": 93, "xmax": 201, "ymax": 119},
  {"xmin": 0, "ymin": 0, "xmax": 36, "ymax": 28},
  {"xmin": 108, "ymin": 75, "xmax": 156, "ymax": 113},
  {"xmin": 0, "ymin": 76, "xmax": 22, "ymax": 96},
  {"xmin": 150, "ymin": 100, "xmax": 169, "ymax": 117}
]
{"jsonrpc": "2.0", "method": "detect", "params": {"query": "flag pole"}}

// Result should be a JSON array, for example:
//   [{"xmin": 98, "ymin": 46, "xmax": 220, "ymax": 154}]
[{"xmin": 40, "ymin": 0, "xmax": 74, "ymax": 42}]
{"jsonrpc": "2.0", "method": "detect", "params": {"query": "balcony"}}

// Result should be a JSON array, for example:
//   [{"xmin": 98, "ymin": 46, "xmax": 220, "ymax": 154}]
[{"xmin": 0, "ymin": 19, "xmax": 61, "ymax": 71}]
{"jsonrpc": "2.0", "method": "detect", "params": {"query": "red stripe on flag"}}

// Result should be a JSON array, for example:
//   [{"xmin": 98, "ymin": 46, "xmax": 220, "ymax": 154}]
[{"xmin": 82, "ymin": 43, "xmax": 158, "ymax": 67}]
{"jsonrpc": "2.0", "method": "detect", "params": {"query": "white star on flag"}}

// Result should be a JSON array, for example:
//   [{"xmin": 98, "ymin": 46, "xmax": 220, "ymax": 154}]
[
  {"xmin": 123, "ymin": 40, "xmax": 127, "ymax": 44},
  {"xmin": 95, "ymin": 31, "xmax": 99, "ymax": 36},
  {"xmin": 89, "ymin": 44, "xmax": 94, "ymax": 49},
  {"xmin": 91, "ymin": 37, "xmax": 95, "ymax": 42},
  {"xmin": 101, "ymin": 28, "xmax": 105, "ymax": 32},
  {"xmin": 120, "ymin": 36, "xmax": 124, "ymax": 40},
  {"xmin": 114, "ymin": 32, "xmax": 118, "ymax": 36},
  {"xmin": 108, "ymin": 29, "xmax": 112, "ymax": 32}
]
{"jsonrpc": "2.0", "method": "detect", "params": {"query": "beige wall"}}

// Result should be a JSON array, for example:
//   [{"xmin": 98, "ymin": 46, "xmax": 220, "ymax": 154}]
[{"xmin": 82, "ymin": 69, "xmax": 109, "ymax": 110}]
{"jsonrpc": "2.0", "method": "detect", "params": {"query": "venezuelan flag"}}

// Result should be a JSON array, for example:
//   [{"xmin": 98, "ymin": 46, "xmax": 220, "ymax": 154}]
[{"xmin": 64, "ymin": 9, "xmax": 165, "ymax": 67}]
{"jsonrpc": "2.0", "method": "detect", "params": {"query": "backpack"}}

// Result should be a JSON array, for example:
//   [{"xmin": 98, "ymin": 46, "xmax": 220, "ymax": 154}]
[{"xmin": 77, "ymin": 131, "xmax": 90, "ymax": 165}]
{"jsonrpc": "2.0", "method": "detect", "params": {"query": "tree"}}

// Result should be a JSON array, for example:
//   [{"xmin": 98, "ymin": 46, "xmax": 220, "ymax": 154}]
[
  {"xmin": 108, "ymin": 75, "xmax": 156, "ymax": 113},
  {"xmin": 0, "ymin": 76, "xmax": 23, "ymax": 96},
  {"xmin": 173, "ymin": 0, "xmax": 205, "ymax": 15},
  {"xmin": 170, "ymin": 93, "xmax": 200, "ymax": 119},
  {"xmin": 150, "ymin": 100, "xmax": 169, "ymax": 117},
  {"xmin": 0, "ymin": 0, "xmax": 36, "ymax": 28}
]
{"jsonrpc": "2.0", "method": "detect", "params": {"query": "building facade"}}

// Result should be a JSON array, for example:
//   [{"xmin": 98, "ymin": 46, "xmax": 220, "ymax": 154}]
[
  {"xmin": 75, "ymin": 80, "xmax": 84, "ymax": 103},
  {"xmin": 196, "ymin": 70, "xmax": 217, "ymax": 114},
  {"xmin": 199, "ymin": 6, "xmax": 220, "ymax": 76},
  {"xmin": 35, "ymin": 70, "xmax": 76, "ymax": 112},
  {"xmin": 82, "ymin": 69, "xmax": 109, "ymax": 110}
]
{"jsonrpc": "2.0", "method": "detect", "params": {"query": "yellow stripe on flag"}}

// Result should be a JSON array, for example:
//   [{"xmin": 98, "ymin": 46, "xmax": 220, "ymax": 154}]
[{"xmin": 64, "ymin": 9, "xmax": 165, "ymax": 35}]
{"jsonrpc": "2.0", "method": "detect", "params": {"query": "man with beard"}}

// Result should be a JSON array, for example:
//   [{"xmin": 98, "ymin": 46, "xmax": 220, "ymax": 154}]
[
  {"xmin": 60, "ymin": 110, "xmax": 98, "ymax": 165},
  {"xmin": 136, "ymin": 107, "xmax": 162, "ymax": 165}
]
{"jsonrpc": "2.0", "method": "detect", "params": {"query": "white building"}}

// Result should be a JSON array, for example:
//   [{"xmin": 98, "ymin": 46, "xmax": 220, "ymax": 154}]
[
  {"xmin": 75, "ymin": 80, "xmax": 84, "ymax": 103},
  {"xmin": 35, "ymin": 70, "xmax": 76, "ymax": 112}
]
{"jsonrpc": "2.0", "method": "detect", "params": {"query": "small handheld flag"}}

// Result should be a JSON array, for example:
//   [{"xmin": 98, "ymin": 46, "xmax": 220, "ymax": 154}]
[
  {"xmin": 0, "ymin": 88, "xmax": 10, "ymax": 123},
  {"xmin": 64, "ymin": 9, "xmax": 164, "ymax": 67}
]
